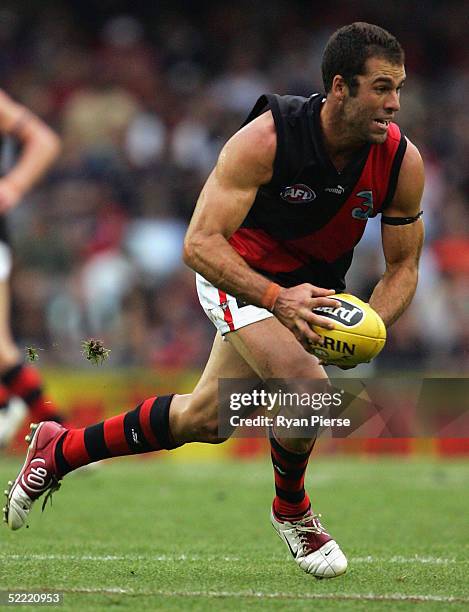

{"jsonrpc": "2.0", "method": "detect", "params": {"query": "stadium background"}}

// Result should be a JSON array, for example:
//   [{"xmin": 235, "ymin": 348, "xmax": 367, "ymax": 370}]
[{"xmin": 1, "ymin": 0, "xmax": 468, "ymax": 458}]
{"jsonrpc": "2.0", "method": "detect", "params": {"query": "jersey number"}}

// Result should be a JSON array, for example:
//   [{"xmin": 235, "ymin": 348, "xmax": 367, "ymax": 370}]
[{"xmin": 352, "ymin": 190, "xmax": 374, "ymax": 220}]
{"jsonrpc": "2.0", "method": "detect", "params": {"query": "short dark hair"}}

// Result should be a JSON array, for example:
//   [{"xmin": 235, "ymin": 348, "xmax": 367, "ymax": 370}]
[{"xmin": 321, "ymin": 22, "xmax": 404, "ymax": 95}]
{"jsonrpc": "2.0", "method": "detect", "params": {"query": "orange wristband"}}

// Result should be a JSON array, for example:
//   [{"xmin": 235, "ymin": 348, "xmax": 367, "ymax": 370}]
[{"xmin": 260, "ymin": 282, "xmax": 281, "ymax": 312}]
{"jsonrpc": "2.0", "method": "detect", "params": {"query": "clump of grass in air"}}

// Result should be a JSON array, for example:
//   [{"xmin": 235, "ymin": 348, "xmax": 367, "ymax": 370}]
[
  {"xmin": 81, "ymin": 339, "xmax": 111, "ymax": 365},
  {"xmin": 25, "ymin": 346, "xmax": 40, "ymax": 362}
]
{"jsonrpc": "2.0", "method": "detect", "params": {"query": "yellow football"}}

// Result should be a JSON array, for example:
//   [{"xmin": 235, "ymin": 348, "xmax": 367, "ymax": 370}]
[{"xmin": 309, "ymin": 293, "xmax": 386, "ymax": 366}]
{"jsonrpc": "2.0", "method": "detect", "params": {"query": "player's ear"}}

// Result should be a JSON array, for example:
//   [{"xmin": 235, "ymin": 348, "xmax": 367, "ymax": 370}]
[{"xmin": 331, "ymin": 75, "xmax": 348, "ymax": 101}]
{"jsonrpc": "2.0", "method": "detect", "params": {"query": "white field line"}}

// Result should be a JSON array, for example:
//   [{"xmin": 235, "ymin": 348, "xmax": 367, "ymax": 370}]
[
  {"xmin": 14, "ymin": 587, "xmax": 469, "ymax": 604},
  {"xmin": 1, "ymin": 554, "xmax": 241, "ymax": 562},
  {"xmin": 0, "ymin": 553, "xmax": 464, "ymax": 564},
  {"xmin": 354, "ymin": 555, "xmax": 460, "ymax": 564}
]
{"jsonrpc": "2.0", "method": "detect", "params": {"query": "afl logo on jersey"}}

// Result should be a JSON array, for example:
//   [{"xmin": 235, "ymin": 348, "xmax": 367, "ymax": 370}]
[{"xmin": 280, "ymin": 184, "xmax": 316, "ymax": 204}]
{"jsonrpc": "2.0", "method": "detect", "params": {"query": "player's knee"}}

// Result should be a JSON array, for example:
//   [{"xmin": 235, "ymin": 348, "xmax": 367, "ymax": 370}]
[
  {"xmin": 173, "ymin": 395, "xmax": 229, "ymax": 444},
  {"xmin": 197, "ymin": 418, "xmax": 229, "ymax": 444}
]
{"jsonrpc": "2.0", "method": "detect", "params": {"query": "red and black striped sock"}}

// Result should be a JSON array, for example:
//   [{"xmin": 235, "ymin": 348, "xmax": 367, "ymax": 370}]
[
  {"xmin": 270, "ymin": 431, "xmax": 314, "ymax": 520},
  {"xmin": 55, "ymin": 395, "xmax": 178, "ymax": 476},
  {"xmin": 1, "ymin": 363, "xmax": 62, "ymax": 423}
]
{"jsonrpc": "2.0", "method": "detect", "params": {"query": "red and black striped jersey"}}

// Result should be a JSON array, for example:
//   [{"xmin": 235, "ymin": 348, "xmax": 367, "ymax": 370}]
[{"xmin": 229, "ymin": 94, "xmax": 407, "ymax": 291}]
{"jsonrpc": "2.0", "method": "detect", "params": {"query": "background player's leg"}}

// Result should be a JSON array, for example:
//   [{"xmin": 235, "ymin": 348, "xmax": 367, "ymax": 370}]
[
  {"xmin": 0, "ymin": 275, "xmax": 62, "ymax": 426},
  {"xmin": 0, "ymin": 390, "xmax": 25, "ymax": 449}
]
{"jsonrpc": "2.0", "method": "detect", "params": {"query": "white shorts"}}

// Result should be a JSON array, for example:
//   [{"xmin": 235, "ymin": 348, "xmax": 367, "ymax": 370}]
[
  {"xmin": 0, "ymin": 241, "xmax": 12, "ymax": 281},
  {"xmin": 196, "ymin": 273, "xmax": 273, "ymax": 335}
]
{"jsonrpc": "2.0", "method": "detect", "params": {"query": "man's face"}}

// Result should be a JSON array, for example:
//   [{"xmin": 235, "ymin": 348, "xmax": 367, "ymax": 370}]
[{"xmin": 341, "ymin": 57, "xmax": 406, "ymax": 144}]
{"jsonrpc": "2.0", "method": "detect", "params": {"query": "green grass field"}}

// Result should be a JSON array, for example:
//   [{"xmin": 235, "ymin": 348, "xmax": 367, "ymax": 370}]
[{"xmin": 0, "ymin": 455, "xmax": 468, "ymax": 610}]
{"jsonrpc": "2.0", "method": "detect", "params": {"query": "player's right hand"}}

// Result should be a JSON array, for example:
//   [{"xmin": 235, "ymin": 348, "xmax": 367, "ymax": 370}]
[{"xmin": 273, "ymin": 283, "xmax": 341, "ymax": 351}]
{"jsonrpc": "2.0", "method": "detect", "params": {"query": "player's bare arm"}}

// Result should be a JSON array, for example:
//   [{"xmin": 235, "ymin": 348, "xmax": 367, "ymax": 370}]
[
  {"xmin": 184, "ymin": 111, "xmax": 340, "ymax": 346},
  {"xmin": 369, "ymin": 139, "xmax": 424, "ymax": 326},
  {"xmin": 0, "ymin": 89, "xmax": 61, "ymax": 212}
]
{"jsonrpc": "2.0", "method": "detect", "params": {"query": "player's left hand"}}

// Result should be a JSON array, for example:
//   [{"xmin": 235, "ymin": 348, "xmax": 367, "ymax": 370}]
[
  {"xmin": 318, "ymin": 359, "xmax": 358, "ymax": 370},
  {"xmin": 0, "ymin": 178, "xmax": 23, "ymax": 212}
]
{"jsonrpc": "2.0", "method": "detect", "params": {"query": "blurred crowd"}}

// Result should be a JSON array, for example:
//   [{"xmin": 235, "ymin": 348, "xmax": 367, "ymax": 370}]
[{"xmin": 2, "ymin": 0, "xmax": 468, "ymax": 372}]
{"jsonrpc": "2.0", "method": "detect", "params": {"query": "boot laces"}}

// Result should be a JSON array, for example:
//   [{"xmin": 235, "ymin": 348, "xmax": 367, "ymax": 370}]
[
  {"xmin": 295, "ymin": 513, "xmax": 325, "ymax": 535},
  {"xmin": 294, "ymin": 513, "xmax": 326, "ymax": 552},
  {"xmin": 41, "ymin": 476, "xmax": 62, "ymax": 512}
]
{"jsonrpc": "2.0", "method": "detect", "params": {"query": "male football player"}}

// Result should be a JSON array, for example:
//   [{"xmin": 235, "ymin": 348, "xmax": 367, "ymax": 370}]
[
  {"xmin": 0, "ymin": 90, "xmax": 63, "ymax": 449},
  {"xmin": 5, "ymin": 23, "xmax": 424, "ymax": 579}
]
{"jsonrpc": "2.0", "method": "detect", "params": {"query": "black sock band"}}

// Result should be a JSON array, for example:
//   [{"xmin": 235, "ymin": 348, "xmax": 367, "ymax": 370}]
[
  {"xmin": 149, "ymin": 394, "xmax": 178, "ymax": 449},
  {"xmin": 55, "ymin": 433, "xmax": 72, "ymax": 477}
]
